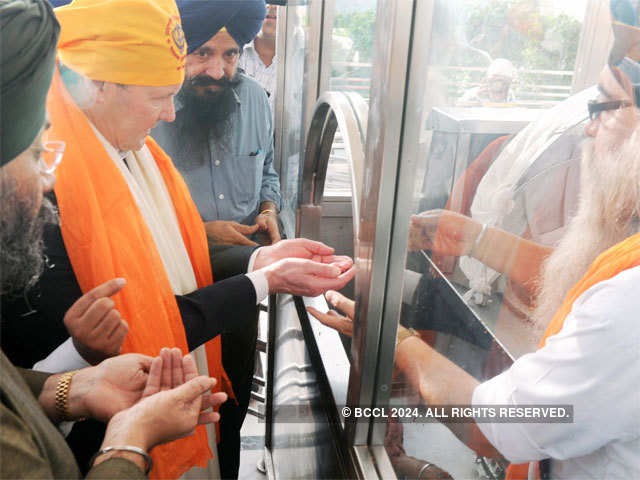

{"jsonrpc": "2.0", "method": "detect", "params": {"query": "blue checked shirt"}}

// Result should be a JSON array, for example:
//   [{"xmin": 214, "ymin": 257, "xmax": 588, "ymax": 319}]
[{"xmin": 152, "ymin": 74, "xmax": 281, "ymax": 224}]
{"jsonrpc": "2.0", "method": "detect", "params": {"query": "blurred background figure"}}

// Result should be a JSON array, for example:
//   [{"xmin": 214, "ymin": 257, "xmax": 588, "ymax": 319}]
[
  {"xmin": 239, "ymin": 2, "xmax": 279, "ymax": 114},
  {"xmin": 458, "ymin": 58, "xmax": 517, "ymax": 106}
]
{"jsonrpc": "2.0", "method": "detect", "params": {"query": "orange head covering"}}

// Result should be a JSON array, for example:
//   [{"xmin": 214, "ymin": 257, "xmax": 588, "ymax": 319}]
[{"xmin": 54, "ymin": 0, "xmax": 186, "ymax": 86}]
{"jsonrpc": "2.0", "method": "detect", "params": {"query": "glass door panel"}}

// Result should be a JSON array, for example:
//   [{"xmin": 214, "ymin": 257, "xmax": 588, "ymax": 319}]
[{"xmin": 371, "ymin": 0, "xmax": 601, "ymax": 478}]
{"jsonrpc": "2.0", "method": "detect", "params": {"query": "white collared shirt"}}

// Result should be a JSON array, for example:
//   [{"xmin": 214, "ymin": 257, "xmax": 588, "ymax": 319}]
[{"xmin": 239, "ymin": 39, "xmax": 278, "ymax": 115}]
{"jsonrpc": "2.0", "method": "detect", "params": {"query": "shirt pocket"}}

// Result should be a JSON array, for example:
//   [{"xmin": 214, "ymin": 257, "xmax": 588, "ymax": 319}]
[{"xmin": 231, "ymin": 153, "xmax": 262, "ymax": 208}]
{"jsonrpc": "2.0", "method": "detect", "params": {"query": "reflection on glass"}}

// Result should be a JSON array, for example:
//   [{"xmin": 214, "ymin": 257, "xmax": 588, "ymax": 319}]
[
  {"xmin": 386, "ymin": 0, "xmax": 600, "ymax": 477},
  {"xmin": 440, "ymin": 0, "xmax": 584, "ymax": 108},
  {"xmin": 323, "ymin": 1, "xmax": 377, "ymax": 198},
  {"xmin": 328, "ymin": 0, "xmax": 377, "ymax": 100},
  {"xmin": 324, "ymin": 129, "xmax": 353, "ymax": 197},
  {"xmin": 272, "ymin": 6, "xmax": 350, "ymax": 478},
  {"xmin": 385, "ymin": 62, "xmax": 640, "ymax": 478},
  {"xmin": 279, "ymin": 6, "xmax": 309, "ymax": 234}
]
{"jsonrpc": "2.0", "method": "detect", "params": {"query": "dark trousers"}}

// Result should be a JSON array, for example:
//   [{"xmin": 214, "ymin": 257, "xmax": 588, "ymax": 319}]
[{"xmin": 217, "ymin": 307, "xmax": 259, "ymax": 479}]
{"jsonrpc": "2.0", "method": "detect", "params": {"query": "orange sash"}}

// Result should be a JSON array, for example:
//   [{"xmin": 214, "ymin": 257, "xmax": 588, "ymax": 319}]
[
  {"xmin": 506, "ymin": 232, "xmax": 640, "ymax": 479},
  {"xmin": 47, "ymin": 66, "xmax": 232, "ymax": 479}
]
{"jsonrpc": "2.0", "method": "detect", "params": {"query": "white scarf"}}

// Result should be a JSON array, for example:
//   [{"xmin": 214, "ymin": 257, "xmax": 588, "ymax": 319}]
[
  {"xmin": 91, "ymin": 126, "xmax": 220, "ymax": 478},
  {"xmin": 91, "ymin": 125, "xmax": 197, "ymax": 295}
]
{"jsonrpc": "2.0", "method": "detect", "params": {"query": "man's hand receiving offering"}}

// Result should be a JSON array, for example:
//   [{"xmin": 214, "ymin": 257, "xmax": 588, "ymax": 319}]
[
  {"xmin": 69, "ymin": 348, "xmax": 225, "ymax": 424},
  {"xmin": 253, "ymin": 238, "xmax": 355, "ymax": 297}
]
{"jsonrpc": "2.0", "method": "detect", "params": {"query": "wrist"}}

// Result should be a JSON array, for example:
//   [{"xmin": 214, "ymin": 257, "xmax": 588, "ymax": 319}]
[
  {"xmin": 259, "ymin": 201, "xmax": 278, "ymax": 216},
  {"xmin": 261, "ymin": 263, "xmax": 278, "ymax": 294},
  {"xmin": 39, "ymin": 369, "xmax": 92, "ymax": 422},
  {"xmin": 66, "ymin": 367, "xmax": 96, "ymax": 420},
  {"xmin": 395, "ymin": 327, "xmax": 419, "ymax": 352},
  {"xmin": 469, "ymin": 223, "xmax": 488, "ymax": 258},
  {"xmin": 92, "ymin": 446, "xmax": 151, "ymax": 474},
  {"xmin": 72, "ymin": 337, "xmax": 104, "ymax": 366},
  {"xmin": 104, "ymin": 410, "xmax": 152, "ymax": 452},
  {"xmin": 252, "ymin": 246, "xmax": 273, "ymax": 271}
]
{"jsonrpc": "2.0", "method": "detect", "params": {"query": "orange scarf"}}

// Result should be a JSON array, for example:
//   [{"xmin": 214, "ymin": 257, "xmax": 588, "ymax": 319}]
[
  {"xmin": 47, "ymin": 66, "xmax": 232, "ymax": 479},
  {"xmin": 506, "ymin": 232, "xmax": 640, "ymax": 479}
]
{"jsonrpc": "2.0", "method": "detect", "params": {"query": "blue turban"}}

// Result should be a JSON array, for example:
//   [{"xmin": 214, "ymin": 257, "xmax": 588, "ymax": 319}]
[{"xmin": 177, "ymin": 0, "xmax": 266, "ymax": 54}]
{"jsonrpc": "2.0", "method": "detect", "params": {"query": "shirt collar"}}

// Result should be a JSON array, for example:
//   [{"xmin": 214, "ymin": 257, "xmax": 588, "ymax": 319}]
[
  {"xmin": 243, "ymin": 39, "xmax": 279, "ymax": 66},
  {"xmin": 231, "ymin": 83, "xmax": 242, "ymax": 105}
]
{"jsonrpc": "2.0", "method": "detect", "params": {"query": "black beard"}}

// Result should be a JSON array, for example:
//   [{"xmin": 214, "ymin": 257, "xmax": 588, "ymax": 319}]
[
  {"xmin": 177, "ymin": 72, "xmax": 242, "ymax": 140},
  {"xmin": 0, "ymin": 191, "xmax": 58, "ymax": 296}
]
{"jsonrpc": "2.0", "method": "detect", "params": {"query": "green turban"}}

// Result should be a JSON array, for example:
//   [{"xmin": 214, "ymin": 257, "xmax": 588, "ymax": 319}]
[{"xmin": 1, "ymin": 0, "xmax": 59, "ymax": 166}]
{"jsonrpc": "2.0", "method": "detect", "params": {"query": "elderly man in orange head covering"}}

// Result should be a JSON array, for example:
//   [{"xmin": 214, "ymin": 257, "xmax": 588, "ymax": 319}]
[{"xmin": 0, "ymin": 0, "xmax": 355, "ymax": 478}]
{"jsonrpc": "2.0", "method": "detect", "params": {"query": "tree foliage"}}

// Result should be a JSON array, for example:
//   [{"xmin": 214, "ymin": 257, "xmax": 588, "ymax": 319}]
[
  {"xmin": 330, "ymin": 1, "xmax": 582, "ymax": 103},
  {"xmin": 333, "ymin": 9, "xmax": 376, "ymax": 63},
  {"xmin": 465, "ymin": 0, "xmax": 581, "ymax": 72}
]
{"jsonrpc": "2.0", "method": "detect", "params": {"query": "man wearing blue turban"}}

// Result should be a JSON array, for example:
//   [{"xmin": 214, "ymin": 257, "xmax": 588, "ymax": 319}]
[{"xmin": 152, "ymin": 1, "xmax": 281, "ymax": 478}]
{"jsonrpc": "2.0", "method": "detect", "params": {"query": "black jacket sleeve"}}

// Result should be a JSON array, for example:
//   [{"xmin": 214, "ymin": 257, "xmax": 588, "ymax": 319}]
[
  {"xmin": 1, "ymin": 194, "xmax": 259, "ymax": 366},
  {"xmin": 177, "ymin": 275, "xmax": 257, "ymax": 350},
  {"xmin": 208, "ymin": 243, "xmax": 258, "ymax": 280}
]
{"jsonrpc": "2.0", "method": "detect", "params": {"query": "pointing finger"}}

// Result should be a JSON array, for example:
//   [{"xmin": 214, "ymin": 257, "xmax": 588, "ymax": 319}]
[{"xmin": 66, "ymin": 278, "xmax": 126, "ymax": 318}]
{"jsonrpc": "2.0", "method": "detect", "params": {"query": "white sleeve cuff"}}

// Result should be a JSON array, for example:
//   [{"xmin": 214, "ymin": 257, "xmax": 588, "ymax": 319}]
[
  {"xmin": 32, "ymin": 337, "xmax": 91, "ymax": 373},
  {"xmin": 246, "ymin": 271, "xmax": 269, "ymax": 304},
  {"xmin": 247, "ymin": 247, "xmax": 261, "ymax": 273}
]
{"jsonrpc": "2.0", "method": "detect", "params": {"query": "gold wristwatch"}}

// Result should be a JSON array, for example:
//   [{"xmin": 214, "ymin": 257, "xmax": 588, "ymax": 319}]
[{"xmin": 55, "ymin": 370, "xmax": 85, "ymax": 422}]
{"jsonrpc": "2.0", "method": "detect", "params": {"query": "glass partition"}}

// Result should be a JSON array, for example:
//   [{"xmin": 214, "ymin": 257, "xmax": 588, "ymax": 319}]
[
  {"xmin": 272, "ymin": 0, "xmax": 635, "ymax": 476},
  {"xmin": 324, "ymin": 0, "xmax": 377, "ymax": 100},
  {"xmin": 277, "ymin": 3, "xmax": 313, "ymax": 237},
  {"xmin": 319, "ymin": 0, "xmax": 377, "ymax": 202},
  {"xmin": 369, "ymin": 0, "xmax": 607, "ymax": 478},
  {"xmin": 296, "ymin": 0, "xmax": 376, "ymax": 430},
  {"xmin": 269, "ymin": 3, "xmax": 361, "ymax": 478}
]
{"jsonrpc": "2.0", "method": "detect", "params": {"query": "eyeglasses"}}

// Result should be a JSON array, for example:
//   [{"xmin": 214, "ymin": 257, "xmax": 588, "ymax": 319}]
[
  {"xmin": 587, "ymin": 99, "xmax": 633, "ymax": 121},
  {"xmin": 39, "ymin": 140, "xmax": 65, "ymax": 174}
]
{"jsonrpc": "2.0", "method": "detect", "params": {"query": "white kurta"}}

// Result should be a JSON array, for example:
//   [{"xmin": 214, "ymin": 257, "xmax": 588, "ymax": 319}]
[{"xmin": 473, "ymin": 265, "xmax": 640, "ymax": 479}]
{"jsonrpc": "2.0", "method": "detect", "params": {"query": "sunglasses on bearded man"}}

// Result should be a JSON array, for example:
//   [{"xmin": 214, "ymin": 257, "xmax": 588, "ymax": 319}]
[{"xmin": 587, "ymin": 65, "xmax": 639, "ymax": 121}]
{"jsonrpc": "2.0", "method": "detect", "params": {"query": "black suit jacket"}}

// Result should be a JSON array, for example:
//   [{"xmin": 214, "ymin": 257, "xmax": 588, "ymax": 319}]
[{"xmin": 1, "ymin": 194, "xmax": 259, "ymax": 369}]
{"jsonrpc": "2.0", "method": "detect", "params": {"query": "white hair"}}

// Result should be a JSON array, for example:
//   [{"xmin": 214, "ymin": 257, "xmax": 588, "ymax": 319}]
[{"xmin": 533, "ymin": 131, "xmax": 640, "ymax": 327}]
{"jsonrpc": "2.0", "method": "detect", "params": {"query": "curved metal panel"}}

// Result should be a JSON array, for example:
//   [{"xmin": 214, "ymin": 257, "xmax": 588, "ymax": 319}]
[{"xmin": 298, "ymin": 91, "xmax": 368, "ymax": 240}]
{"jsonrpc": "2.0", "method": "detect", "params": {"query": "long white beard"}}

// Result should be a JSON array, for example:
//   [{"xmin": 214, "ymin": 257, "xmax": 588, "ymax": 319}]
[{"xmin": 533, "ymin": 133, "xmax": 640, "ymax": 328}]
